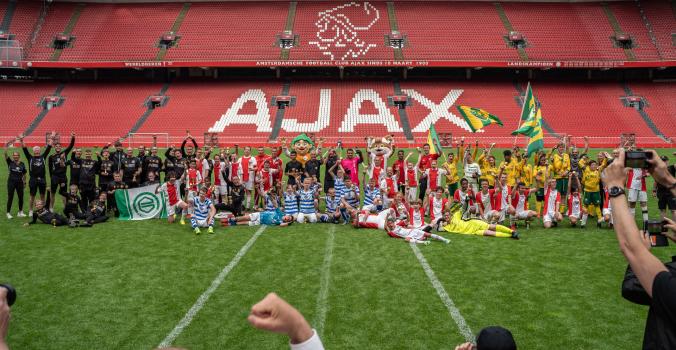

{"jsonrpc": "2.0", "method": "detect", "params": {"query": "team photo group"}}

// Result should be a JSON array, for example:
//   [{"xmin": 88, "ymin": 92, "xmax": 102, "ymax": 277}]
[{"xmin": 6, "ymin": 129, "xmax": 674, "ymax": 244}]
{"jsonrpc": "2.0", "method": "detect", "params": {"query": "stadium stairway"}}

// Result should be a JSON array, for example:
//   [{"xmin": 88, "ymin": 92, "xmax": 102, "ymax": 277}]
[
  {"xmin": 269, "ymin": 80, "xmax": 291, "ymax": 141},
  {"xmin": 279, "ymin": 1, "xmax": 296, "ymax": 61},
  {"xmin": 386, "ymin": 2, "xmax": 404, "ymax": 61},
  {"xmin": 125, "ymin": 82, "xmax": 172, "ymax": 138},
  {"xmin": 392, "ymin": 80, "xmax": 414, "ymax": 142},
  {"xmin": 0, "ymin": 0, "xmax": 16, "ymax": 32},
  {"xmin": 50, "ymin": 3, "xmax": 85, "ymax": 62},
  {"xmin": 621, "ymin": 83, "xmax": 670, "ymax": 142},
  {"xmin": 22, "ymin": 83, "xmax": 66, "ymax": 137},
  {"xmin": 156, "ymin": 3, "xmax": 190, "ymax": 61},
  {"xmin": 494, "ymin": 2, "xmax": 528, "ymax": 61},
  {"xmin": 601, "ymin": 2, "xmax": 636, "ymax": 61}
]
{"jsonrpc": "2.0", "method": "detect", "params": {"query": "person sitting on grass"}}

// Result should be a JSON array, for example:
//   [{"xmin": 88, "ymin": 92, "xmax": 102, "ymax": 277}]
[
  {"xmin": 566, "ymin": 172, "xmax": 587, "ymax": 228},
  {"xmin": 438, "ymin": 202, "xmax": 520, "ymax": 240},
  {"xmin": 23, "ymin": 200, "xmax": 71, "ymax": 227},
  {"xmin": 542, "ymin": 178, "xmax": 563, "ymax": 229},
  {"xmin": 508, "ymin": 181, "xmax": 538, "ymax": 230},
  {"xmin": 156, "ymin": 171, "xmax": 189, "ymax": 225},
  {"xmin": 189, "ymin": 187, "xmax": 216, "ymax": 235},
  {"xmin": 226, "ymin": 207, "xmax": 294, "ymax": 227},
  {"xmin": 80, "ymin": 192, "xmax": 108, "ymax": 227},
  {"xmin": 319, "ymin": 187, "xmax": 341, "ymax": 223},
  {"xmin": 297, "ymin": 178, "xmax": 318, "ymax": 224}
]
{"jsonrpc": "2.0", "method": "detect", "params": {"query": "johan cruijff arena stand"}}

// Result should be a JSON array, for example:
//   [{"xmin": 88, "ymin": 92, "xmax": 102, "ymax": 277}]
[{"xmin": 0, "ymin": 0, "xmax": 674, "ymax": 147}]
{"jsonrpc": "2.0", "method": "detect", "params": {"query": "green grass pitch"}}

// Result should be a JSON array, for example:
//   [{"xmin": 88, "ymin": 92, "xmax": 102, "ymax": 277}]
[{"xmin": 1, "ymin": 147, "xmax": 674, "ymax": 349}]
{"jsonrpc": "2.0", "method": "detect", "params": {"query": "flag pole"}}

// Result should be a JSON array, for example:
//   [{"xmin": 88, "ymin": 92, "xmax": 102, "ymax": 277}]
[{"xmin": 512, "ymin": 81, "xmax": 531, "ymax": 147}]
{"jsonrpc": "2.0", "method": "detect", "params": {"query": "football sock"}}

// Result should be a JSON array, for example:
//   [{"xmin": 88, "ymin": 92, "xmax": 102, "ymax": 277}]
[
  {"xmin": 581, "ymin": 213, "xmax": 588, "ymax": 226},
  {"xmin": 495, "ymin": 224, "xmax": 513, "ymax": 234},
  {"xmin": 630, "ymin": 207, "xmax": 636, "ymax": 218},
  {"xmin": 535, "ymin": 201, "xmax": 542, "ymax": 216},
  {"xmin": 595, "ymin": 206, "xmax": 602, "ymax": 220},
  {"xmin": 494, "ymin": 232, "xmax": 512, "ymax": 238},
  {"xmin": 430, "ymin": 234, "xmax": 445, "ymax": 241},
  {"xmin": 641, "ymin": 208, "xmax": 648, "ymax": 222}
]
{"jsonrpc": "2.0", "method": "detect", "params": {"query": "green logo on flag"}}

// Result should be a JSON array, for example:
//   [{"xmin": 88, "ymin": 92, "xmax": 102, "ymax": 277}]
[{"xmin": 133, "ymin": 192, "xmax": 160, "ymax": 216}]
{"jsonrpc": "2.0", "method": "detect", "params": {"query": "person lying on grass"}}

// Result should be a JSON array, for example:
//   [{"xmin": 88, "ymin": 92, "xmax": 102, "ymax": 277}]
[
  {"xmin": 225, "ymin": 207, "xmax": 294, "ymax": 227},
  {"xmin": 437, "ymin": 202, "xmax": 520, "ymax": 240}
]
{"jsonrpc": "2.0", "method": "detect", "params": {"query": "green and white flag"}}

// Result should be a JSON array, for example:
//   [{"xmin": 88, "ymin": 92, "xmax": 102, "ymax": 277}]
[{"xmin": 115, "ymin": 185, "xmax": 168, "ymax": 220}]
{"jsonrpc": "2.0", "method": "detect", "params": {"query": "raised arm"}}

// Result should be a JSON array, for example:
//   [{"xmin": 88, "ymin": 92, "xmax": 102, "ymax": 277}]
[
  {"xmin": 64, "ymin": 132, "xmax": 75, "ymax": 156},
  {"xmin": 602, "ymin": 148, "xmax": 668, "ymax": 297}
]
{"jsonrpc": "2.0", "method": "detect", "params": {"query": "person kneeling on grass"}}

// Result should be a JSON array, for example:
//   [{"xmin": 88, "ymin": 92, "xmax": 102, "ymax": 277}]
[
  {"xmin": 156, "ymin": 171, "xmax": 189, "ymax": 225},
  {"xmin": 438, "ymin": 202, "xmax": 520, "ymax": 240},
  {"xmin": 542, "ymin": 178, "xmax": 563, "ymax": 229},
  {"xmin": 189, "ymin": 187, "xmax": 216, "ymax": 235},
  {"xmin": 226, "ymin": 207, "xmax": 294, "ymax": 227}
]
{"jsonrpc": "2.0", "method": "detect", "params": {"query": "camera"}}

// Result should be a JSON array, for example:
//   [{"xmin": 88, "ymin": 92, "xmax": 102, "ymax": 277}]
[
  {"xmin": 645, "ymin": 220, "xmax": 668, "ymax": 247},
  {"xmin": 624, "ymin": 151, "xmax": 653, "ymax": 169},
  {"xmin": 0, "ymin": 284, "xmax": 16, "ymax": 306}
]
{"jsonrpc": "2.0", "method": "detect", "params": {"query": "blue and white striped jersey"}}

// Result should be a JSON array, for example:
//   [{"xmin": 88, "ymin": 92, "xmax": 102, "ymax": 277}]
[
  {"xmin": 363, "ymin": 186, "xmax": 381, "ymax": 206},
  {"xmin": 193, "ymin": 197, "xmax": 213, "ymax": 220},
  {"xmin": 265, "ymin": 194, "xmax": 279, "ymax": 211},
  {"xmin": 324, "ymin": 194, "xmax": 341, "ymax": 213},
  {"xmin": 341, "ymin": 185, "xmax": 360, "ymax": 207},
  {"xmin": 299, "ymin": 189, "xmax": 316, "ymax": 214},
  {"xmin": 334, "ymin": 178, "xmax": 346, "ymax": 198},
  {"xmin": 284, "ymin": 191, "xmax": 299, "ymax": 215}
]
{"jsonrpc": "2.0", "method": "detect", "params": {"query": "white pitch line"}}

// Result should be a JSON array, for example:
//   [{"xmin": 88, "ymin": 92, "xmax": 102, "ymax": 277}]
[
  {"xmin": 410, "ymin": 243, "xmax": 474, "ymax": 343},
  {"xmin": 158, "ymin": 225, "xmax": 267, "ymax": 348},
  {"xmin": 313, "ymin": 225, "xmax": 336, "ymax": 336}
]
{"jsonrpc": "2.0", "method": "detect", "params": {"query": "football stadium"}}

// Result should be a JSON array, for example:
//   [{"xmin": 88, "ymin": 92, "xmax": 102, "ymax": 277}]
[{"xmin": 0, "ymin": 0, "xmax": 675, "ymax": 349}]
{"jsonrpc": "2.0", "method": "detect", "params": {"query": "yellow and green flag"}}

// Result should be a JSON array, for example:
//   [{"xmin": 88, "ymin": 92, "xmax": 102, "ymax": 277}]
[
  {"xmin": 456, "ymin": 106, "xmax": 504, "ymax": 133},
  {"xmin": 511, "ymin": 83, "xmax": 544, "ymax": 156},
  {"xmin": 426, "ymin": 125, "xmax": 443, "ymax": 155}
]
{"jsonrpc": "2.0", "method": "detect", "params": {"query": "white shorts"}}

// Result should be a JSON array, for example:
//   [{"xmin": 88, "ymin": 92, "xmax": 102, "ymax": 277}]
[
  {"xmin": 167, "ymin": 200, "xmax": 187, "ymax": 216},
  {"xmin": 215, "ymin": 185, "xmax": 228, "ymax": 197},
  {"xmin": 602, "ymin": 208, "xmax": 612, "ymax": 217},
  {"xmin": 248, "ymin": 212, "xmax": 261, "ymax": 226},
  {"xmin": 543, "ymin": 211, "xmax": 558, "ymax": 223},
  {"xmin": 627, "ymin": 189, "xmax": 647, "ymax": 202},
  {"xmin": 358, "ymin": 208, "xmax": 392, "ymax": 230},
  {"xmin": 243, "ymin": 178, "xmax": 254, "ymax": 191},
  {"xmin": 297, "ymin": 212, "xmax": 317, "ymax": 223},
  {"xmin": 515, "ymin": 210, "xmax": 530, "ymax": 220},
  {"xmin": 192, "ymin": 218, "xmax": 213, "ymax": 227},
  {"xmin": 406, "ymin": 229, "xmax": 426, "ymax": 241}
]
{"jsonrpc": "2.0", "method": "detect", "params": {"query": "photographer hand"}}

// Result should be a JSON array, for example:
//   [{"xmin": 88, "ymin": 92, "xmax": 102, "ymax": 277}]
[
  {"xmin": 0, "ymin": 287, "xmax": 9, "ymax": 350},
  {"xmin": 601, "ymin": 148, "xmax": 628, "ymax": 188},
  {"xmin": 248, "ymin": 292, "xmax": 314, "ymax": 345}
]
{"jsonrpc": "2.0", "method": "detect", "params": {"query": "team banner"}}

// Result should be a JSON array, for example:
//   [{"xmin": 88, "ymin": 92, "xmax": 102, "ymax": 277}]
[
  {"xmin": 456, "ymin": 106, "xmax": 503, "ymax": 133},
  {"xmin": 115, "ymin": 185, "xmax": 168, "ymax": 221}
]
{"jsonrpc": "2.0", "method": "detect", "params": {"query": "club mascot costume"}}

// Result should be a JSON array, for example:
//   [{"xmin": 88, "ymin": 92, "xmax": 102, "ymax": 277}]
[
  {"xmin": 366, "ymin": 135, "xmax": 394, "ymax": 166},
  {"xmin": 285, "ymin": 133, "xmax": 322, "ymax": 166}
]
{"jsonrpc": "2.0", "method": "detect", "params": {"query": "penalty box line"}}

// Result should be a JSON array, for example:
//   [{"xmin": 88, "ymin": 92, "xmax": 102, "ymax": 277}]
[
  {"xmin": 158, "ymin": 225, "xmax": 268, "ymax": 348},
  {"xmin": 410, "ymin": 243, "xmax": 475, "ymax": 343}
]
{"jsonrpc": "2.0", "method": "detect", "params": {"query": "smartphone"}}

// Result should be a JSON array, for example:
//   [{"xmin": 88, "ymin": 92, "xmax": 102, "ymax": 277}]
[{"xmin": 625, "ymin": 151, "xmax": 653, "ymax": 169}]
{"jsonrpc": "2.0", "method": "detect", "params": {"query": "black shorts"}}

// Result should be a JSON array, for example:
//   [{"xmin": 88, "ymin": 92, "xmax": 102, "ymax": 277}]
[
  {"xmin": 50, "ymin": 176, "xmax": 68, "ymax": 194},
  {"xmin": 657, "ymin": 195, "xmax": 675, "ymax": 211},
  {"xmin": 29, "ymin": 178, "xmax": 47, "ymax": 196}
]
